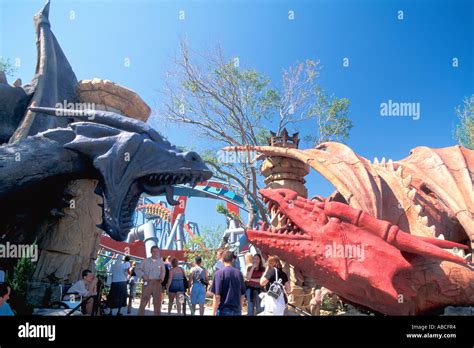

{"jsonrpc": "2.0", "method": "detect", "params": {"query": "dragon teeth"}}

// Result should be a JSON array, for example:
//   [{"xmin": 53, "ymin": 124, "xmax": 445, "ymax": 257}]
[
  {"xmin": 402, "ymin": 175, "xmax": 412, "ymax": 187},
  {"xmin": 428, "ymin": 225, "xmax": 436, "ymax": 236},
  {"xmin": 386, "ymin": 159, "xmax": 394, "ymax": 171},
  {"xmin": 396, "ymin": 166, "xmax": 403, "ymax": 177},
  {"xmin": 420, "ymin": 215, "xmax": 429, "ymax": 225},
  {"xmin": 414, "ymin": 204, "xmax": 423, "ymax": 214},
  {"xmin": 270, "ymin": 213, "xmax": 279, "ymax": 226},
  {"xmin": 452, "ymin": 248, "xmax": 465, "ymax": 257}
]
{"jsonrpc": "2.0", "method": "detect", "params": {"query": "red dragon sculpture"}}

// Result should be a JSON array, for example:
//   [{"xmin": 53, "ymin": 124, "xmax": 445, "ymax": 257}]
[{"xmin": 225, "ymin": 143, "xmax": 474, "ymax": 315}]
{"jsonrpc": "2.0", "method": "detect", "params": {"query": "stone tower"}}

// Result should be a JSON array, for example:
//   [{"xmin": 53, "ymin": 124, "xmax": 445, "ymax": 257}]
[
  {"xmin": 260, "ymin": 129, "xmax": 317, "ymax": 311},
  {"xmin": 260, "ymin": 129, "xmax": 309, "ymax": 197}
]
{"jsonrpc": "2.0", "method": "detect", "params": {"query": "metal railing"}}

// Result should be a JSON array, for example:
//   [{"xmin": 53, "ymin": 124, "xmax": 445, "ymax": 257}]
[{"xmin": 286, "ymin": 302, "xmax": 312, "ymax": 316}]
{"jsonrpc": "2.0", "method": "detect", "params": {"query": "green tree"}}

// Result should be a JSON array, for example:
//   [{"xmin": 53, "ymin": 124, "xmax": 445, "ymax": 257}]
[
  {"xmin": 200, "ymin": 224, "xmax": 224, "ymax": 250},
  {"xmin": 183, "ymin": 235, "xmax": 218, "ymax": 276},
  {"xmin": 159, "ymin": 40, "xmax": 352, "ymax": 227},
  {"xmin": 305, "ymin": 87, "xmax": 352, "ymax": 145},
  {"xmin": 454, "ymin": 95, "xmax": 474, "ymax": 150},
  {"xmin": 8, "ymin": 256, "xmax": 35, "ymax": 297},
  {"xmin": 0, "ymin": 57, "xmax": 17, "ymax": 77},
  {"xmin": 216, "ymin": 202, "xmax": 244, "ymax": 226}
]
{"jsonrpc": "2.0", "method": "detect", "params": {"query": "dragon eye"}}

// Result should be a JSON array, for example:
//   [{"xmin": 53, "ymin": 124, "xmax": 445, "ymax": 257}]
[
  {"xmin": 184, "ymin": 151, "xmax": 200, "ymax": 162},
  {"xmin": 315, "ymin": 144, "xmax": 327, "ymax": 151}
]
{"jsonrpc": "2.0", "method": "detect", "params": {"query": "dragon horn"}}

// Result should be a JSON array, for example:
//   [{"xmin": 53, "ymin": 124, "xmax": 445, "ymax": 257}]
[
  {"xmin": 324, "ymin": 202, "xmax": 469, "ymax": 264},
  {"xmin": 28, "ymin": 106, "xmax": 168, "ymax": 145},
  {"xmin": 413, "ymin": 235, "xmax": 469, "ymax": 250},
  {"xmin": 390, "ymin": 229, "xmax": 468, "ymax": 264}
]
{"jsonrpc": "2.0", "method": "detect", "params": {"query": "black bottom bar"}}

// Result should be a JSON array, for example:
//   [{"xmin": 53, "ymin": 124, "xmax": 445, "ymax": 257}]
[{"xmin": 0, "ymin": 316, "xmax": 472, "ymax": 346}]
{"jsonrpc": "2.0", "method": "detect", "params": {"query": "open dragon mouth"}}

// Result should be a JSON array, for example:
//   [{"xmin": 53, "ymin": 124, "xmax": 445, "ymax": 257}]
[
  {"xmin": 249, "ymin": 188, "xmax": 342, "ymax": 244},
  {"xmin": 98, "ymin": 169, "xmax": 212, "ymax": 240},
  {"xmin": 139, "ymin": 170, "xmax": 210, "ymax": 205},
  {"xmin": 261, "ymin": 196, "xmax": 305, "ymax": 235},
  {"xmin": 142, "ymin": 171, "xmax": 204, "ymax": 187},
  {"xmin": 250, "ymin": 190, "xmax": 319, "ymax": 243}
]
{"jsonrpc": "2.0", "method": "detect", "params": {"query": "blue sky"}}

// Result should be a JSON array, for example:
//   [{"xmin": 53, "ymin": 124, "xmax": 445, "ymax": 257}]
[{"xmin": 1, "ymin": 0, "xmax": 472, "ymax": 231}]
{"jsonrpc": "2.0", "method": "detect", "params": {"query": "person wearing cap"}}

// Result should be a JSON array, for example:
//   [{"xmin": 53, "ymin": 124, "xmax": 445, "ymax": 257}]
[{"xmin": 188, "ymin": 256, "xmax": 209, "ymax": 316}]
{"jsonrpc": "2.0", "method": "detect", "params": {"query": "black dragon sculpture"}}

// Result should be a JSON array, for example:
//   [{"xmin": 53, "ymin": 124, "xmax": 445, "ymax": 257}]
[{"xmin": 0, "ymin": 1, "xmax": 212, "ymax": 254}]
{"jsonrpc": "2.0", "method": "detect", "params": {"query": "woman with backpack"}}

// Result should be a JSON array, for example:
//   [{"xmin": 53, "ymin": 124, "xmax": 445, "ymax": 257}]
[
  {"xmin": 166, "ymin": 258, "xmax": 188, "ymax": 315},
  {"xmin": 189, "ymin": 256, "xmax": 209, "ymax": 316},
  {"xmin": 259, "ymin": 255, "xmax": 291, "ymax": 315}
]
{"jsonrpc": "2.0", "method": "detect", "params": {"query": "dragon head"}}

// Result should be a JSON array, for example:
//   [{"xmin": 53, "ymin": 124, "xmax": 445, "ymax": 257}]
[
  {"xmin": 248, "ymin": 187, "xmax": 471, "ymax": 315},
  {"xmin": 31, "ymin": 107, "xmax": 212, "ymax": 241},
  {"xmin": 247, "ymin": 188, "xmax": 327, "ymax": 260},
  {"xmin": 259, "ymin": 188, "xmax": 327, "ymax": 234}
]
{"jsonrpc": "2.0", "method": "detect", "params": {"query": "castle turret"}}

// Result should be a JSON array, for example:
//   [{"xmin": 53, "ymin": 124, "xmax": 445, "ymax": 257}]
[{"xmin": 260, "ymin": 129, "xmax": 309, "ymax": 197}]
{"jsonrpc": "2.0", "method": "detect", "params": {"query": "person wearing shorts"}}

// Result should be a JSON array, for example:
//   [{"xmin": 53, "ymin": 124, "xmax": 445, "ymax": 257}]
[
  {"xmin": 166, "ymin": 258, "xmax": 187, "ymax": 315},
  {"xmin": 189, "ymin": 256, "xmax": 209, "ymax": 316}
]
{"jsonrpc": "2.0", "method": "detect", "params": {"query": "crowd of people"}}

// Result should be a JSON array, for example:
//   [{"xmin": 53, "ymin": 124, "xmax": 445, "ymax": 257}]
[
  {"xmin": 99, "ymin": 246, "xmax": 291, "ymax": 316},
  {"xmin": 0, "ymin": 246, "xmax": 292, "ymax": 316}
]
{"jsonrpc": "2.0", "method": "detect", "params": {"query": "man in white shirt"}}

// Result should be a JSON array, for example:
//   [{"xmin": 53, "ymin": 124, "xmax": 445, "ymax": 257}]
[
  {"xmin": 68, "ymin": 269, "xmax": 97, "ymax": 314},
  {"xmin": 136, "ymin": 246, "xmax": 165, "ymax": 315}
]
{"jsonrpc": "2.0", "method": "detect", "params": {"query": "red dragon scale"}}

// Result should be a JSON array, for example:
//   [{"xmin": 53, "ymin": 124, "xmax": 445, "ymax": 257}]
[
  {"xmin": 323, "ymin": 201, "xmax": 468, "ymax": 264},
  {"xmin": 224, "ymin": 143, "xmax": 474, "ymax": 315}
]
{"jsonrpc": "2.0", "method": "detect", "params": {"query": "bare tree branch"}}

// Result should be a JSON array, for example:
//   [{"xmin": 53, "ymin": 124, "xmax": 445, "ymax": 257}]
[{"xmin": 157, "ymin": 40, "xmax": 352, "ymax": 227}]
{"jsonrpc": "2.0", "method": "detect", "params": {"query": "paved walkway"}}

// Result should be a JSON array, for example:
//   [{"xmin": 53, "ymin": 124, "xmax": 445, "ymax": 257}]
[{"xmin": 118, "ymin": 296, "xmax": 215, "ymax": 316}]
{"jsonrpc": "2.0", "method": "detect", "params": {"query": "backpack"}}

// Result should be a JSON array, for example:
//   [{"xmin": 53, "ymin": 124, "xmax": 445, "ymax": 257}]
[
  {"xmin": 260, "ymin": 268, "xmax": 286, "ymax": 315},
  {"xmin": 193, "ymin": 266, "xmax": 208, "ymax": 287},
  {"xmin": 267, "ymin": 278, "xmax": 284, "ymax": 299}
]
